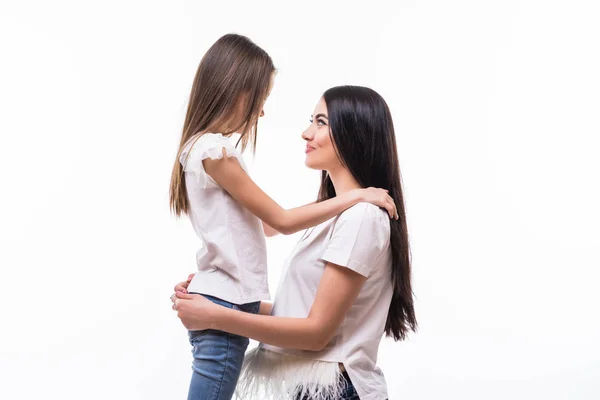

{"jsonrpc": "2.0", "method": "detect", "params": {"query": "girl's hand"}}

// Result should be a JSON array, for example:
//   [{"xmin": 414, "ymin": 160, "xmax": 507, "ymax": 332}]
[
  {"xmin": 172, "ymin": 292, "xmax": 218, "ymax": 331},
  {"xmin": 357, "ymin": 187, "xmax": 399, "ymax": 220},
  {"xmin": 173, "ymin": 273, "xmax": 195, "ymax": 294}
]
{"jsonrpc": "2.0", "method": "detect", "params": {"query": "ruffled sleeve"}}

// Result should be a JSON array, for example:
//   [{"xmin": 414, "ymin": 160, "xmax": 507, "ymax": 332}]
[{"xmin": 179, "ymin": 133, "xmax": 247, "ymax": 189}]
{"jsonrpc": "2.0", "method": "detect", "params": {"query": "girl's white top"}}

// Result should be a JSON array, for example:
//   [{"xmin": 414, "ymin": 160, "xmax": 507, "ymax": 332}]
[
  {"xmin": 238, "ymin": 203, "xmax": 393, "ymax": 400},
  {"xmin": 180, "ymin": 133, "xmax": 269, "ymax": 304}
]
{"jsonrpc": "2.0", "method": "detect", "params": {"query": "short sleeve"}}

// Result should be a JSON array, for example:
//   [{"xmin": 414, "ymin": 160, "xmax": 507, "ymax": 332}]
[
  {"xmin": 179, "ymin": 133, "xmax": 247, "ymax": 189},
  {"xmin": 321, "ymin": 203, "xmax": 390, "ymax": 277}
]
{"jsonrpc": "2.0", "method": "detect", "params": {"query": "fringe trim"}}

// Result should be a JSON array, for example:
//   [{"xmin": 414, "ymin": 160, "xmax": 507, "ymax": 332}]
[{"xmin": 236, "ymin": 348, "xmax": 345, "ymax": 400}]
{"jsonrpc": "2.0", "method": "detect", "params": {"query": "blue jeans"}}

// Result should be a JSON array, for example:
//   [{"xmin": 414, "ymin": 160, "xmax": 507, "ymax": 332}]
[
  {"xmin": 187, "ymin": 294, "xmax": 261, "ymax": 400},
  {"xmin": 295, "ymin": 371, "xmax": 361, "ymax": 400}
]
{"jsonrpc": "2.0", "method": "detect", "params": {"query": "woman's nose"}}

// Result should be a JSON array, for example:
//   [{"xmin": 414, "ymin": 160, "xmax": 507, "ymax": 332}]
[{"xmin": 302, "ymin": 126, "xmax": 314, "ymax": 141}]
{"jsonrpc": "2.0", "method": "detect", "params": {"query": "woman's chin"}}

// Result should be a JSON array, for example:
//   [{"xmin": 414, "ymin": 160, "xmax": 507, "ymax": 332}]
[{"xmin": 304, "ymin": 158, "xmax": 318, "ymax": 170}]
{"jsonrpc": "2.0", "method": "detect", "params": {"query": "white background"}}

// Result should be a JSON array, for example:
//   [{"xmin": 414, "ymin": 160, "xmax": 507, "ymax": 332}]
[{"xmin": 1, "ymin": 0, "xmax": 599, "ymax": 399}]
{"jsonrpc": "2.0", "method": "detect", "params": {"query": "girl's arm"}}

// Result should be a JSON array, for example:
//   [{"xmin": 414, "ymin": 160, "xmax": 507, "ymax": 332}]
[
  {"xmin": 204, "ymin": 150, "xmax": 397, "ymax": 235},
  {"xmin": 175, "ymin": 262, "xmax": 366, "ymax": 351},
  {"xmin": 262, "ymin": 222, "xmax": 280, "ymax": 237}
]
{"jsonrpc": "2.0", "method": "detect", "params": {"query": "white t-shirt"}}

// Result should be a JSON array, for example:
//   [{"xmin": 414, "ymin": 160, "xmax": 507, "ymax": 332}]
[
  {"xmin": 242, "ymin": 202, "xmax": 393, "ymax": 400},
  {"xmin": 180, "ymin": 133, "xmax": 270, "ymax": 304}
]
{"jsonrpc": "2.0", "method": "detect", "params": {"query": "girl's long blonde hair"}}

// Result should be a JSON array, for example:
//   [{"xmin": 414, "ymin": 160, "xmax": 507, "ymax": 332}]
[{"xmin": 169, "ymin": 34, "xmax": 275, "ymax": 216}]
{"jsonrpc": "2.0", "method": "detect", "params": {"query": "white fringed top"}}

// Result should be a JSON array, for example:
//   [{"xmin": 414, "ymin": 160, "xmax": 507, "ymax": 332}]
[{"xmin": 239, "ymin": 203, "xmax": 393, "ymax": 400}]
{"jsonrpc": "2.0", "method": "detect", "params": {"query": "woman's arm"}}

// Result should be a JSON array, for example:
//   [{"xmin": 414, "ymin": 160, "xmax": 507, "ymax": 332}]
[
  {"xmin": 258, "ymin": 301, "xmax": 273, "ymax": 315},
  {"xmin": 175, "ymin": 262, "xmax": 366, "ymax": 351},
  {"xmin": 203, "ymin": 151, "xmax": 397, "ymax": 235}
]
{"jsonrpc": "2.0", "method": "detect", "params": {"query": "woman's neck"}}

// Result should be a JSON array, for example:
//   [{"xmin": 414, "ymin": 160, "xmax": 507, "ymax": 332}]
[{"xmin": 328, "ymin": 166, "xmax": 361, "ymax": 195}]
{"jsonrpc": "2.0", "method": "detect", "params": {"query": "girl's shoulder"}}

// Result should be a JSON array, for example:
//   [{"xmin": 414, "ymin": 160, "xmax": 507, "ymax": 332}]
[
  {"xmin": 180, "ymin": 133, "xmax": 245, "ymax": 168},
  {"xmin": 179, "ymin": 133, "xmax": 247, "ymax": 187},
  {"xmin": 183, "ymin": 132, "xmax": 233, "ymax": 152}
]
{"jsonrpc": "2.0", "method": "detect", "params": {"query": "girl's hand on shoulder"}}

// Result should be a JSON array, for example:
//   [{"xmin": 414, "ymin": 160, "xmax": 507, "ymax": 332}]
[
  {"xmin": 172, "ymin": 292, "xmax": 218, "ymax": 331},
  {"xmin": 357, "ymin": 187, "xmax": 399, "ymax": 219}
]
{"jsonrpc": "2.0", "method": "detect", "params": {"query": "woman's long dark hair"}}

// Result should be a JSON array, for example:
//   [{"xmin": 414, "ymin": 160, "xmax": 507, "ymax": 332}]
[{"xmin": 319, "ymin": 86, "xmax": 417, "ymax": 340}]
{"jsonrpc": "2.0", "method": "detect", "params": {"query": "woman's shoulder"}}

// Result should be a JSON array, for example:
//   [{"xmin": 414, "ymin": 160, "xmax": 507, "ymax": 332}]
[
  {"xmin": 335, "ymin": 202, "xmax": 391, "ymax": 244},
  {"xmin": 339, "ymin": 202, "xmax": 390, "ymax": 228},
  {"xmin": 322, "ymin": 202, "xmax": 391, "ymax": 277}
]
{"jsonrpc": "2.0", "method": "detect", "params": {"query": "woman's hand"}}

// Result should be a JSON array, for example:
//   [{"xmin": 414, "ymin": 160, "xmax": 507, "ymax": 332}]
[
  {"xmin": 171, "ymin": 292, "xmax": 219, "ymax": 331},
  {"xmin": 173, "ymin": 273, "xmax": 196, "ymax": 294},
  {"xmin": 357, "ymin": 187, "xmax": 398, "ymax": 219}
]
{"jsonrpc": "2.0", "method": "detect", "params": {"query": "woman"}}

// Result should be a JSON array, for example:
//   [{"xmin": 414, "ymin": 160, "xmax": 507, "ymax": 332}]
[{"xmin": 173, "ymin": 85, "xmax": 417, "ymax": 400}]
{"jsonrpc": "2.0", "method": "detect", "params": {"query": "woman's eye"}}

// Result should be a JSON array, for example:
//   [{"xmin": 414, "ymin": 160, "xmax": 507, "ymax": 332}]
[{"xmin": 317, "ymin": 119, "xmax": 326, "ymax": 126}]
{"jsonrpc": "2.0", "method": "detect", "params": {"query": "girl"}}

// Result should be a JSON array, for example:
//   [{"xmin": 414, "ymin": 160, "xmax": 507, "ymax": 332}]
[
  {"xmin": 170, "ymin": 35, "xmax": 398, "ymax": 400},
  {"xmin": 173, "ymin": 85, "xmax": 417, "ymax": 400}
]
